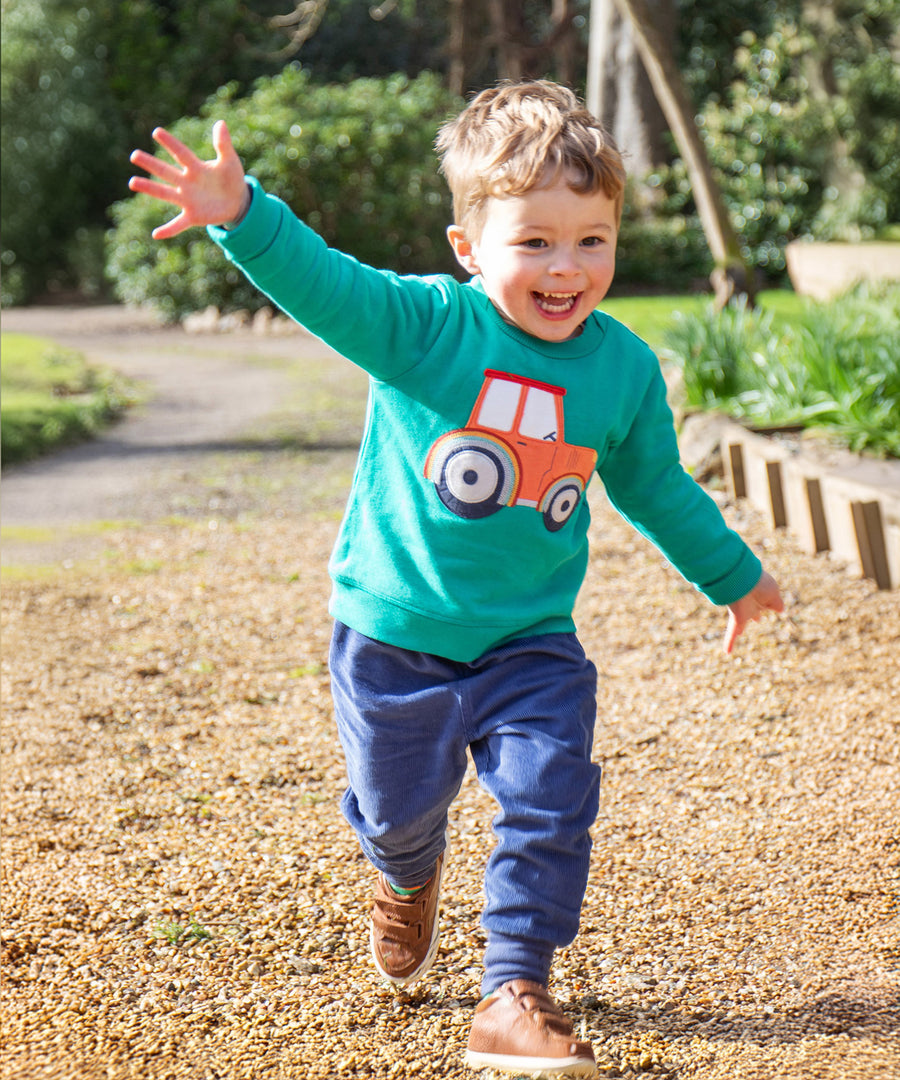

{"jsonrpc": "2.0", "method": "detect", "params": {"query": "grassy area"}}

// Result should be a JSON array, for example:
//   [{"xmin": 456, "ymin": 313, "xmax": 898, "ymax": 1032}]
[
  {"xmin": 601, "ymin": 289, "xmax": 805, "ymax": 350},
  {"xmin": 660, "ymin": 286, "xmax": 900, "ymax": 457},
  {"xmin": 1, "ymin": 333, "xmax": 133, "ymax": 466}
]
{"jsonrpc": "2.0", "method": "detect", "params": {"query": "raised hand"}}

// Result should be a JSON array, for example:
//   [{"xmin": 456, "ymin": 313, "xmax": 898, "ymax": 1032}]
[{"xmin": 129, "ymin": 121, "xmax": 248, "ymax": 240}]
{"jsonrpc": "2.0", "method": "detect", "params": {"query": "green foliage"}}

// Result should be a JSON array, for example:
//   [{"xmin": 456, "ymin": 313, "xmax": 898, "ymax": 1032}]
[
  {"xmin": 603, "ymin": 289, "xmax": 804, "ymax": 351},
  {"xmin": 650, "ymin": 22, "xmax": 828, "ymax": 276},
  {"xmin": 616, "ymin": 185, "xmax": 712, "ymax": 289},
  {"xmin": 93, "ymin": 0, "xmax": 291, "ymax": 139},
  {"xmin": 0, "ymin": 0, "xmax": 308, "ymax": 306},
  {"xmin": 0, "ymin": 0, "xmax": 125, "ymax": 305},
  {"xmin": 678, "ymin": 0, "xmax": 798, "ymax": 103},
  {"xmin": 833, "ymin": 22, "xmax": 900, "ymax": 231},
  {"xmin": 0, "ymin": 333, "xmax": 132, "ymax": 465},
  {"xmin": 4, "ymin": 0, "xmax": 898, "ymax": 305},
  {"xmin": 666, "ymin": 2, "xmax": 900, "ymax": 275},
  {"xmin": 108, "ymin": 69, "xmax": 462, "ymax": 321},
  {"xmin": 661, "ymin": 286, "xmax": 900, "ymax": 457},
  {"xmin": 701, "ymin": 23, "xmax": 831, "ymax": 270}
]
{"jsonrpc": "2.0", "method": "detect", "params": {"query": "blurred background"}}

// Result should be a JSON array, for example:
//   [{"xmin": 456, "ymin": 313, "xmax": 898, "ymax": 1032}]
[{"xmin": 2, "ymin": 0, "xmax": 898, "ymax": 315}]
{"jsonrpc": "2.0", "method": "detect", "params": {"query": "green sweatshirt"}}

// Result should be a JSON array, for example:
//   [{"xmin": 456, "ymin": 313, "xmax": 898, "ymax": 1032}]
[{"xmin": 211, "ymin": 178, "xmax": 761, "ymax": 662}]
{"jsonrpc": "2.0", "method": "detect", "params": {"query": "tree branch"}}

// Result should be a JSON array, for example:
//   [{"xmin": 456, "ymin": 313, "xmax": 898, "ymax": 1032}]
[{"xmin": 247, "ymin": 1, "xmax": 331, "ymax": 60}]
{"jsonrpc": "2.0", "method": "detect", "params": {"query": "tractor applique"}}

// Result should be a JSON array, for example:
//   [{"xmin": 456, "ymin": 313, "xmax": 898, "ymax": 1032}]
[{"xmin": 424, "ymin": 369, "xmax": 598, "ymax": 532}]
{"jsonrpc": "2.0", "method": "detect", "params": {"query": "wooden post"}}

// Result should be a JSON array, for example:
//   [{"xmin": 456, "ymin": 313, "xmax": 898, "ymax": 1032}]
[
  {"xmin": 805, "ymin": 477, "xmax": 830, "ymax": 553},
  {"xmin": 851, "ymin": 500, "xmax": 892, "ymax": 589},
  {"xmin": 727, "ymin": 443, "xmax": 746, "ymax": 499},
  {"xmin": 766, "ymin": 461, "xmax": 787, "ymax": 528}
]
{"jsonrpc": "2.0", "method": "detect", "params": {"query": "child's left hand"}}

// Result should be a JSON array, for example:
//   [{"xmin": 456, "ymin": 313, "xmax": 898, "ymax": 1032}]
[{"xmin": 723, "ymin": 570, "xmax": 784, "ymax": 654}]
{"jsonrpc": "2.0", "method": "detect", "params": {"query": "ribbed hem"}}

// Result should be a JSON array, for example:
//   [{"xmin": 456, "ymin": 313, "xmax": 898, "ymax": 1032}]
[{"xmin": 329, "ymin": 583, "xmax": 574, "ymax": 664}]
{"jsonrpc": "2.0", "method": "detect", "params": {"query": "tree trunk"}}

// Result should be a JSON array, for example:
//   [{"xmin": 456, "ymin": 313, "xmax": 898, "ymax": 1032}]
[
  {"xmin": 447, "ymin": 0, "xmax": 468, "ymax": 96},
  {"xmin": 447, "ymin": 0, "xmax": 493, "ymax": 96},
  {"xmin": 608, "ymin": 0, "xmax": 756, "ymax": 306},
  {"xmin": 552, "ymin": 0, "xmax": 578, "ymax": 86},
  {"xmin": 800, "ymin": 0, "xmax": 867, "ymax": 221},
  {"xmin": 587, "ymin": 0, "xmax": 670, "ymax": 181},
  {"xmin": 487, "ymin": 0, "xmax": 581, "ymax": 84},
  {"xmin": 488, "ymin": 0, "xmax": 525, "ymax": 80}
]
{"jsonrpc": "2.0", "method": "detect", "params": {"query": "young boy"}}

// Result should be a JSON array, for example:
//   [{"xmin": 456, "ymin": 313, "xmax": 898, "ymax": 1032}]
[{"xmin": 130, "ymin": 81, "xmax": 783, "ymax": 1078}]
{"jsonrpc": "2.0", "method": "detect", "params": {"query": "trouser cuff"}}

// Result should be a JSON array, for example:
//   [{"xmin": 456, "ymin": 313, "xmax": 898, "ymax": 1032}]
[{"xmin": 482, "ymin": 933, "xmax": 554, "ymax": 996}]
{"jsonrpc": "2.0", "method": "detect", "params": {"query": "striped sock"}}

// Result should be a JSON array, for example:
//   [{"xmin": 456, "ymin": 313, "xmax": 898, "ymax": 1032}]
[{"xmin": 388, "ymin": 877, "xmax": 431, "ymax": 897}]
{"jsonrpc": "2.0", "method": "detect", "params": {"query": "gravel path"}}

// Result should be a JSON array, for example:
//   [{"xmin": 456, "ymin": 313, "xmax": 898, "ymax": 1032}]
[{"xmin": 2, "ymin": 308, "xmax": 898, "ymax": 1080}]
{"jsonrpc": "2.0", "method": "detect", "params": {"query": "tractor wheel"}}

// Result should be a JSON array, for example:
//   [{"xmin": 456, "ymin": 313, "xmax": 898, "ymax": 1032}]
[
  {"xmin": 542, "ymin": 480, "xmax": 583, "ymax": 532},
  {"xmin": 436, "ymin": 444, "xmax": 511, "ymax": 519}
]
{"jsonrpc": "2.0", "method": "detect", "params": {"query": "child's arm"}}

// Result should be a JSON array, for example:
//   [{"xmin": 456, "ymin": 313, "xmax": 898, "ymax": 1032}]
[
  {"xmin": 129, "ymin": 121, "xmax": 248, "ymax": 240},
  {"xmin": 129, "ymin": 122, "xmax": 453, "ymax": 379},
  {"xmin": 723, "ymin": 570, "xmax": 784, "ymax": 654}
]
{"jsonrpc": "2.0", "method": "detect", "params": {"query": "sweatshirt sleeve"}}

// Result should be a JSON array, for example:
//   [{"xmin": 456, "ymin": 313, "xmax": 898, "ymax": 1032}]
[
  {"xmin": 599, "ymin": 362, "xmax": 762, "ymax": 607},
  {"xmin": 208, "ymin": 176, "xmax": 452, "ymax": 381}
]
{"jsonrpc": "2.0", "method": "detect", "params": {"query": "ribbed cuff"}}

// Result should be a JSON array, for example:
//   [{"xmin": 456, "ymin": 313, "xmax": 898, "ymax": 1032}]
[{"xmin": 221, "ymin": 181, "xmax": 253, "ymax": 230}]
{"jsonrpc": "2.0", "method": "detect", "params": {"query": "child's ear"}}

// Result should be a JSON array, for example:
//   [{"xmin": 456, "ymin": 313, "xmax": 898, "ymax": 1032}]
[{"xmin": 447, "ymin": 225, "xmax": 481, "ymax": 275}]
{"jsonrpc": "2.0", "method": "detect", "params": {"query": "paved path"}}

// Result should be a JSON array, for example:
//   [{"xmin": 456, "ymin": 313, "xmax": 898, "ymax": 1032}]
[{"xmin": 1, "ymin": 305, "xmax": 342, "ymax": 564}]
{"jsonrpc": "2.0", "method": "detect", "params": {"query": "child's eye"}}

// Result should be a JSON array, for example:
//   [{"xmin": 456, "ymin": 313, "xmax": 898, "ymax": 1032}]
[
  {"xmin": 522, "ymin": 238, "xmax": 547, "ymax": 248},
  {"xmin": 581, "ymin": 236, "xmax": 606, "ymax": 247}
]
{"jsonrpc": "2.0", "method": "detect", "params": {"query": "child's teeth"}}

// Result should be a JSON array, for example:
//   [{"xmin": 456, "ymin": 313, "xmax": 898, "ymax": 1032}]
[{"xmin": 536, "ymin": 292, "xmax": 577, "ymax": 312}]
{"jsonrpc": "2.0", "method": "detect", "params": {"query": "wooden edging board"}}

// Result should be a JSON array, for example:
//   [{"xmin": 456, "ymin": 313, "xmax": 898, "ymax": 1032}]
[{"xmin": 718, "ymin": 420, "xmax": 900, "ymax": 590}]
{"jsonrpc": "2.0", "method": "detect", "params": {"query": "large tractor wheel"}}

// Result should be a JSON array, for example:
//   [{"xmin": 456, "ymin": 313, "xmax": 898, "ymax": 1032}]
[{"xmin": 435, "ymin": 442, "xmax": 514, "ymax": 520}]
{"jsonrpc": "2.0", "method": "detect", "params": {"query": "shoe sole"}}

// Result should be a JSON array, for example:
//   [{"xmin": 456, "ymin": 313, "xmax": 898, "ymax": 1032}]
[
  {"xmin": 464, "ymin": 1049, "xmax": 597, "ymax": 1078},
  {"xmin": 370, "ymin": 849, "xmax": 444, "ymax": 988}
]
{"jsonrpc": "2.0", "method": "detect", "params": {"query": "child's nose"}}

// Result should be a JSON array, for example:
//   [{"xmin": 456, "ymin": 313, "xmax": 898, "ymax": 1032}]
[{"xmin": 548, "ymin": 248, "xmax": 580, "ymax": 276}]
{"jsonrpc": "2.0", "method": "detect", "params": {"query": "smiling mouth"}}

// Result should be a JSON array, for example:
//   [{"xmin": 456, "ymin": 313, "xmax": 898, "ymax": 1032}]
[{"xmin": 533, "ymin": 291, "xmax": 579, "ymax": 315}]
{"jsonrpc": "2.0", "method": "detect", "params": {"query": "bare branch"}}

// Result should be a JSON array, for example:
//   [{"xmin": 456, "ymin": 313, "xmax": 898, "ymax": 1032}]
[
  {"xmin": 247, "ymin": 1, "xmax": 331, "ymax": 61},
  {"xmin": 369, "ymin": 1, "xmax": 399, "ymax": 21}
]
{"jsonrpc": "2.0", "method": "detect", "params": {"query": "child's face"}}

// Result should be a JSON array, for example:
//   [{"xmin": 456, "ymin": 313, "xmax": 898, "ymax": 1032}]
[{"xmin": 447, "ymin": 176, "xmax": 618, "ymax": 342}]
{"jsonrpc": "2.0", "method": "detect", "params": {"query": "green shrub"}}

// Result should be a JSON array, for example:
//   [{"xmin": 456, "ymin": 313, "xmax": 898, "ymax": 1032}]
[
  {"xmin": 615, "ymin": 190, "xmax": 712, "ymax": 290},
  {"xmin": 108, "ymin": 69, "xmax": 462, "ymax": 321},
  {"xmin": 645, "ymin": 22, "xmax": 833, "ymax": 280},
  {"xmin": 661, "ymin": 286, "xmax": 900, "ymax": 457},
  {"xmin": 652, "ymin": 7, "xmax": 900, "ymax": 279},
  {"xmin": 0, "ymin": 0, "xmax": 319, "ymax": 307},
  {"xmin": 1, "ymin": 0, "xmax": 126, "ymax": 306}
]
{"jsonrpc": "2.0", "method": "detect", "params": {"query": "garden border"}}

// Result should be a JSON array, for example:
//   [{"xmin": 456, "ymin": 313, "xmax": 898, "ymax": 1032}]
[{"xmin": 719, "ymin": 420, "xmax": 900, "ymax": 590}]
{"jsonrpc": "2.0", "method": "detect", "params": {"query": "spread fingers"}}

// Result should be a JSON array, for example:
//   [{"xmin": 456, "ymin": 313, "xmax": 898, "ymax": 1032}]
[
  {"xmin": 129, "ymin": 148, "xmax": 183, "ymax": 185},
  {"xmin": 128, "ymin": 175, "xmax": 182, "ymax": 204}
]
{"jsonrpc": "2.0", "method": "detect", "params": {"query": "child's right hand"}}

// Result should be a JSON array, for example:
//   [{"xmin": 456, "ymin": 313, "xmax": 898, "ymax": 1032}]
[{"xmin": 129, "ymin": 121, "xmax": 248, "ymax": 240}]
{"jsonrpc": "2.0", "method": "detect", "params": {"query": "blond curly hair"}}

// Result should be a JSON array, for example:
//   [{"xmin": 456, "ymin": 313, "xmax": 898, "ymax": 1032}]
[{"xmin": 436, "ymin": 80, "xmax": 626, "ymax": 237}]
